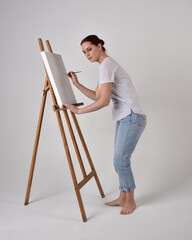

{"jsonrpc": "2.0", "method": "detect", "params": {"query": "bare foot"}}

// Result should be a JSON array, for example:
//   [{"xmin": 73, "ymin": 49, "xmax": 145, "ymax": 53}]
[
  {"xmin": 105, "ymin": 198, "xmax": 125, "ymax": 207},
  {"xmin": 120, "ymin": 200, "xmax": 136, "ymax": 215}
]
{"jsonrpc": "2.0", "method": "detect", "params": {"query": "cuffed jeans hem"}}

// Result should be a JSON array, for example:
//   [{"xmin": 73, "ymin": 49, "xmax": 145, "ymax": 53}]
[{"xmin": 119, "ymin": 185, "xmax": 136, "ymax": 192}]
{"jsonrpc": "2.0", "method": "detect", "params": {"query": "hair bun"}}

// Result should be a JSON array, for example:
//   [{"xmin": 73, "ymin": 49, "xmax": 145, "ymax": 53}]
[{"xmin": 99, "ymin": 39, "xmax": 105, "ymax": 45}]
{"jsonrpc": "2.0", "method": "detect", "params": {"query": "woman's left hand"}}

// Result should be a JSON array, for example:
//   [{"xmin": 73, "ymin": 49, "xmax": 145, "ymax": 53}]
[{"xmin": 63, "ymin": 104, "xmax": 81, "ymax": 114}]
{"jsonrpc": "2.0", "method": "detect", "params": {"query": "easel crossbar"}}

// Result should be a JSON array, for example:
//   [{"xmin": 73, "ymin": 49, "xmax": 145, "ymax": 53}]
[{"xmin": 77, "ymin": 170, "xmax": 96, "ymax": 190}]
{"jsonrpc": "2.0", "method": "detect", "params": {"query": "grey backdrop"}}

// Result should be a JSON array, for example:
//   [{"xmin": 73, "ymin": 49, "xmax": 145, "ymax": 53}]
[{"xmin": 0, "ymin": 0, "xmax": 192, "ymax": 239}]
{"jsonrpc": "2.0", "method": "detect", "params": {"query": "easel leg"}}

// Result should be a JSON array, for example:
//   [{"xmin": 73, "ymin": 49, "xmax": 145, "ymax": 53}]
[
  {"xmin": 70, "ymin": 112, "xmax": 105, "ymax": 198},
  {"xmin": 24, "ymin": 79, "xmax": 49, "ymax": 205},
  {"xmin": 55, "ymin": 109, "xmax": 87, "ymax": 222},
  {"xmin": 63, "ymin": 110, "xmax": 87, "ymax": 178},
  {"xmin": 75, "ymin": 189, "xmax": 87, "ymax": 222}
]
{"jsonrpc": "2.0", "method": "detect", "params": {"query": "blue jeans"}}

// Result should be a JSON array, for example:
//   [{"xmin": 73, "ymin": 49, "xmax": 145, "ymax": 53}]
[{"xmin": 114, "ymin": 110, "xmax": 147, "ymax": 192}]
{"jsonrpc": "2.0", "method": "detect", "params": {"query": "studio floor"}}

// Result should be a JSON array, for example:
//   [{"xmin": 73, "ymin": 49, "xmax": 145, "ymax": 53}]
[{"xmin": 0, "ymin": 176, "xmax": 191, "ymax": 240}]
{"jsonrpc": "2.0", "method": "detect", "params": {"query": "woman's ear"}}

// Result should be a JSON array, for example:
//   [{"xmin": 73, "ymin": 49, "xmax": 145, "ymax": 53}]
[{"xmin": 98, "ymin": 43, "xmax": 102, "ymax": 51}]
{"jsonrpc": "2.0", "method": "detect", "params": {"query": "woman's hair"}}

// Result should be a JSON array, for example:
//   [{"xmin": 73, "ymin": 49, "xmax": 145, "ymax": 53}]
[{"xmin": 80, "ymin": 35, "xmax": 106, "ymax": 52}]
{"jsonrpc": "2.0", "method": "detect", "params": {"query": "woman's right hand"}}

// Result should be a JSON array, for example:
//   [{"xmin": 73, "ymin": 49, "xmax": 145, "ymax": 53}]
[{"xmin": 68, "ymin": 71, "xmax": 79, "ymax": 87}]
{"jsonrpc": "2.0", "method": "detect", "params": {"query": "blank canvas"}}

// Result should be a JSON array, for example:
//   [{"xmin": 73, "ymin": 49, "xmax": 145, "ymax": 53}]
[{"xmin": 41, "ymin": 51, "xmax": 77, "ymax": 107}]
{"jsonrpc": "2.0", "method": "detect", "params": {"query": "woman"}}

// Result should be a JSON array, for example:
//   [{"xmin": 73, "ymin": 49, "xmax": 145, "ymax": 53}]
[{"xmin": 63, "ymin": 35, "xmax": 147, "ymax": 215}]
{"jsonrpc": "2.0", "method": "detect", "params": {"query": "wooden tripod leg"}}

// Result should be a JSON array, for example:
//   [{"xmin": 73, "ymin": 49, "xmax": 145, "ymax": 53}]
[
  {"xmin": 55, "ymin": 109, "xmax": 87, "ymax": 222},
  {"xmin": 24, "ymin": 78, "xmax": 49, "ymax": 205},
  {"xmin": 70, "ymin": 112, "xmax": 105, "ymax": 198},
  {"xmin": 63, "ymin": 110, "xmax": 87, "ymax": 178}
]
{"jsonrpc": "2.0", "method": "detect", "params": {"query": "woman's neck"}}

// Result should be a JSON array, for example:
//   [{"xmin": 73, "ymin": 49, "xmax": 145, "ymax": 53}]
[{"xmin": 98, "ymin": 52, "xmax": 108, "ymax": 64}]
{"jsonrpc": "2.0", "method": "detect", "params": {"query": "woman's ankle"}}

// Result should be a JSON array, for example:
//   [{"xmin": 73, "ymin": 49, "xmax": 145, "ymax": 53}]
[
  {"xmin": 119, "ymin": 191, "xmax": 126, "ymax": 201},
  {"xmin": 125, "ymin": 190, "xmax": 135, "ymax": 201}
]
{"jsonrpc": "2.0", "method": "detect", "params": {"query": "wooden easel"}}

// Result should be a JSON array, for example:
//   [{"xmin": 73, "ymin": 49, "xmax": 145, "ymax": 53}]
[{"xmin": 24, "ymin": 38, "xmax": 105, "ymax": 222}]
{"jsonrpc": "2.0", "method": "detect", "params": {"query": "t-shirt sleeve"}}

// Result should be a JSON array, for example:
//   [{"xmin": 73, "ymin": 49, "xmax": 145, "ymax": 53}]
[{"xmin": 99, "ymin": 63, "xmax": 115, "ymax": 86}]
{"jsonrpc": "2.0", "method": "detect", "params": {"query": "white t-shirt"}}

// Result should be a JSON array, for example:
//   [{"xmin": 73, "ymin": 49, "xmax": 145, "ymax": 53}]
[{"xmin": 99, "ymin": 56, "xmax": 145, "ymax": 121}]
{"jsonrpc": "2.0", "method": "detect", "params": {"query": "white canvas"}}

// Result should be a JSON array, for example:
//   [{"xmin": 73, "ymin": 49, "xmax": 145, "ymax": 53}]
[{"xmin": 41, "ymin": 51, "xmax": 77, "ymax": 107}]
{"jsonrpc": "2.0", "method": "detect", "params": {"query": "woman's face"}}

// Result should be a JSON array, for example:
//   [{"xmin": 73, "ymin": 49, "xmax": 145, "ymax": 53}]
[{"xmin": 81, "ymin": 41, "xmax": 102, "ymax": 62}]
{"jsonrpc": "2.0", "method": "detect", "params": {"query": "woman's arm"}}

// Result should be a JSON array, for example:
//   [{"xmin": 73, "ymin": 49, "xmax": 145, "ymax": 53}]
[
  {"xmin": 64, "ymin": 83, "xmax": 112, "ymax": 114},
  {"xmin": 76, "ymin": 82, "xmax": 100, "ymax": 101},
  {"xmin": 68, "ymin": 71, "xmax": 99, "ymax": 101}
]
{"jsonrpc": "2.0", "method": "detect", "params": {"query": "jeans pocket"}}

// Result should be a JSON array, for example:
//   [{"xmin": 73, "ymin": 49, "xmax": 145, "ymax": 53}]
[
  {"xmin": 136, "ymin": 114, "xmax": 147, "ymax": 127},
  {"xmin": 120, "ymin": 114, "xmax": 131, "ymax": 123}
]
